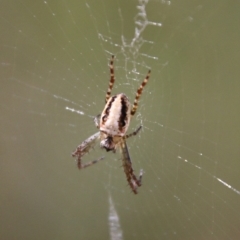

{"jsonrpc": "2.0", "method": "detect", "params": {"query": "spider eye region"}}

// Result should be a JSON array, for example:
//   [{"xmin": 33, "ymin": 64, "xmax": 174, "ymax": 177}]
[{"xmin": 100, "ymin": 136, "xmax": 115, "ymax": 152}]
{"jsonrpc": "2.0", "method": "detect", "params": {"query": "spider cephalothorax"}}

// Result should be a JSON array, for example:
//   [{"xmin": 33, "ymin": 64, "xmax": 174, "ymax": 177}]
[
  {"xmin": 72, "ymin": 55, "xmax": 151, "ymax": 194},
  {"xmin": 100, "ymin": 135, "xmax": 117, "ymax": 152}
]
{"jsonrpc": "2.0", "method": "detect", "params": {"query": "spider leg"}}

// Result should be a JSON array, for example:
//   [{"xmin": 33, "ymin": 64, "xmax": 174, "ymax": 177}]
[
  {"xmin": 131, "ymin": 70, "xmax": 151, "ymax": 116},
  {"xmin": 94, "ymin": 114, "xmax": 101, "ymax": 128},
  {"xmin": 124, "ymin": 125, "xmax": 142, "ymax": 139},
  {"xmin": 72, "ymin": 132, "xmax": 103, "ymax": 169},
  {"xmin": 77, "ymin": 156, "xmax": 104, "ymax": 169},
  {"xmin": 120, "ymin": 140, "xmax": 142, "ymax": 194},
  {"xmin": 105, "ymin": 55, "xmax": 115, "ymax": 103}
]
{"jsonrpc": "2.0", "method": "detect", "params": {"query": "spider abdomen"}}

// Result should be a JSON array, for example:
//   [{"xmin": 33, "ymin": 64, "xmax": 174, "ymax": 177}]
[{"xmin": 100, "ymin": 93, "xmax": 131, "ymax": 136}]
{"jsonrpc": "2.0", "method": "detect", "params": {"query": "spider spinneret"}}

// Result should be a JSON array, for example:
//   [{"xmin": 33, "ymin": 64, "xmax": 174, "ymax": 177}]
[{"xmin": 72, "ymin": 55, "xmax": 151, "ymax": 194}]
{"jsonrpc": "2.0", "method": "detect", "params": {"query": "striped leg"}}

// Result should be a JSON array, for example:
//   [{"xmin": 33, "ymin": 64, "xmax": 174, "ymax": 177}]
[
  {"xmin": 131, "ymin": 70, "xmax": 151, "ymax": 116},
  {"xmin": 105, "ymin": 55, "xmax": 115, "ymax": 103},
  {"xmin": 124, "ymin": 126, "xmax": 142, "ymax": 139},
  {"xmin": 121, "ymin": 140, "xmax": 143, "ymax": 194},
  {"xmin": 77, "ymin": 156, "xmax": 104, "ymax": 169}
]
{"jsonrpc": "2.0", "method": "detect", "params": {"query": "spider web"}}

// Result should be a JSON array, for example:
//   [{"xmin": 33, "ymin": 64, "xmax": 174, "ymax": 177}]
[{"xmin": 1, "ymin": 0, "xmax": 240, "ymax": 239}]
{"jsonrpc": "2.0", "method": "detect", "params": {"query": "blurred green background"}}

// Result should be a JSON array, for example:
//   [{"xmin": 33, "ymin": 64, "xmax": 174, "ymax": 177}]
[{"xmin": 1, "ymin": 0, "xmax": 240, "ymax": 240}]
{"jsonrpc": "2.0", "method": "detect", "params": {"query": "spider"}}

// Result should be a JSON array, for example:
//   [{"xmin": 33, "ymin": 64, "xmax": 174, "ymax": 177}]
[{"xmin": 72, "ymin": 55, "xmax": 151, "ymax": 194}]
